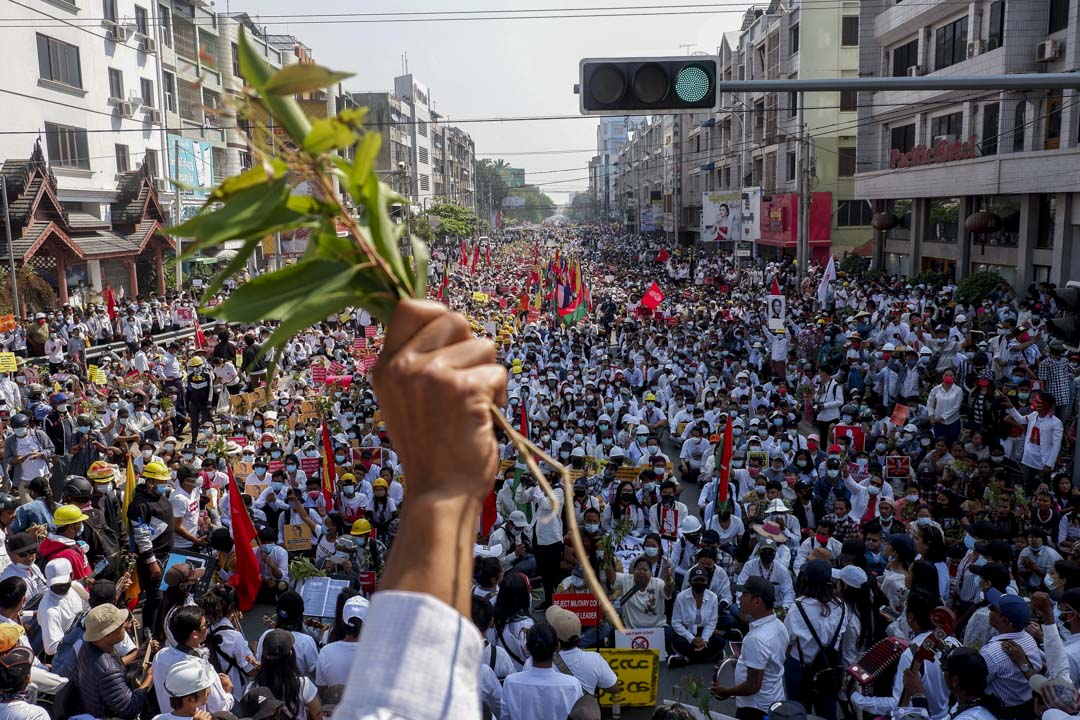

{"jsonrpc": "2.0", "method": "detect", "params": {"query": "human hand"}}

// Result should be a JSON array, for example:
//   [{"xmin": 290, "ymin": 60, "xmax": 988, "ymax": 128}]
[
  {"xmin": 1031, "ymin": 592, "xmax": 1054, "ymax": 624},
  {"xmin": 148, "ymin": 562, "xmax": 162, "ymax": 583},
  {"xmin": 1001, "ymin": 639, "xmax": 1028, "ymax": 666},
  {"xmin": 139, "ymin": 666, "xmax": 154, "ymax": 690},
  {"xmin": 218, "ymin": 673, "xmax": 233, "ymax": 693},
  {"xmin": 902, "ymin": 666, "xmax": 925, "ymax": 695},
  {"xmin": 710, "ymin": 684, "xmax": 730, "ymax": 699},
  {"xmin": 371, "ymin": 300, "xmax": 506, "ymax": 505}
]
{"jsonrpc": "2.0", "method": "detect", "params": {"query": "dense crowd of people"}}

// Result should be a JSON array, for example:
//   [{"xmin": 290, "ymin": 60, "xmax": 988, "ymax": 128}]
[{"xmin": 0, "ymin": 224, "xmax": 1077, "ymax": 720}]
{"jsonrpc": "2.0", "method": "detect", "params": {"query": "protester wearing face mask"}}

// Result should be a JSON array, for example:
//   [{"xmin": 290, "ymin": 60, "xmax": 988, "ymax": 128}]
[
  {"xmin": 1018, "ymin": 528, "xmax": 1062, "ymax": 590},
  {"xmin": 40, "ymin": 557, "xmax": 89, "ymax": 656},
  {"xmin": 2, "ymin": 414, "xmax": 53, "ymax": 500},
  {"xmin": 36, "ymin": 504, "xmax": 93, "ymax": 582},
  {"xmin": 126, "ymin": 460, "xmax": 175, "ymax": 635}
]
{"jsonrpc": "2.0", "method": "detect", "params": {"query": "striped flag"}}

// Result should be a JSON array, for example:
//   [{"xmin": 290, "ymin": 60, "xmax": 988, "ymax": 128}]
[
  {"xmin": 123, "ymin": 454, "xmax": 137, "ymax": 530},
  {"xmin": 715, "ymin": 415, "xmax": 734, "ymax": 506},
  {"xmin": 321, "ymin": 420, "xmax": 336, "ymax": 510},
  {"xmin": 511, "ymin": 399, "xmax": 533, "ymax": 521}
]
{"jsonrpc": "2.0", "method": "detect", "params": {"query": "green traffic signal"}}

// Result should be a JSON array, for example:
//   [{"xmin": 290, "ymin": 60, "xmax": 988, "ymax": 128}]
[{"xmin": 579, "ymin": 57, "xmax": 719, "ymax": 115}]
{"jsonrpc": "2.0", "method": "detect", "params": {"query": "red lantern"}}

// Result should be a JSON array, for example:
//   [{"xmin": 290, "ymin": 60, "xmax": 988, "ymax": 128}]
[{"xmin": 964, "ymin": 210, "xmax": 1002, "ymax": 235}]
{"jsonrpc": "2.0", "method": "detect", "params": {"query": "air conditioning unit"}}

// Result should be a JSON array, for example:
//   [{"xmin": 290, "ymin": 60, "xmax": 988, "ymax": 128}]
[
  {"xmin": 145, "ymin": 108, "xmax": 162, "ymax": 124},
  {"xmin": 1037, "ymin": 39, "xmax": 1061, "ymax": 62},
  {"xmin": 116, "ymin": 101, "xmax": 135, "ymax": 118},
  {"xmin": 106, "ymin": 22, "xmax": 129, "ymax": 43},
  {"xmin": 127, "ymin": 92, "xmax": 144, "ymax": 109},
  {"xmin": 968, "ymin": 40, "xmax": 985, "ymax": 57},
  {"xmin": 155, "ymin": 177, "xmax": 172, "ymax": 193},
  {"xmin": 141, "ymin": 36, "xmax": 158, "ymax": 54},
  {"xmin": 906, "ymin": 65, "xmax": 926, "ymax": 77},
  {"xmin": 107, "ymin": 95, "xmax": 123, "ymax": 106}
]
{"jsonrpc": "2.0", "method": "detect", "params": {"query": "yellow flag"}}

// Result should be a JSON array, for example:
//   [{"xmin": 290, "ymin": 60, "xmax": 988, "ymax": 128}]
[{"xmin": 123, "ymin": 455, "xmax": 137, "ymax": 530}]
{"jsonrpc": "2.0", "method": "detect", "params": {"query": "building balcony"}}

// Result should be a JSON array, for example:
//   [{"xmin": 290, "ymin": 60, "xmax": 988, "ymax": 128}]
[
  {"xmin": 874, "ymin": 0, "xmax": 966, "ymax": 46},
  {"xmin": 867, "ymin": 46, "xmax": 1007, "ymax": 115}
]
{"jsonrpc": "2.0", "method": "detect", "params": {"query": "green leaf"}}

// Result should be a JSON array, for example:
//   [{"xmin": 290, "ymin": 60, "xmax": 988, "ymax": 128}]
[
  {"xmin": 170, "ymin": 178, "xmax": 318, "ymax": 255},
  {"xmin": 263, "ymin": 65, "xmax": 354, "ymax": 96},
  {"xmin": 410, "ymin": 235, "xmax": 430, "ymax": 299},
  {"xmin": 336, "ymin": 107, "xmax": 369, "ymax": 128},
  {"xmin": 305, "ymin": 217, "xmax": 359, "ymax": 263},
  {"xmin": 207, "ymin": 258, "xmax": 358, "ymax": 322},
  {"xmin": 352, "ymin": 133, "xmax": 381, "ymax": 187},
  {"xmin": 206, "ymin": 159, "xmax": 286, "ymax": 204},
  {"xmin": 203, "ymin": 236, "xmax": 262, "ymax": 298},
  {"xmin": 303, "ymin": 117, "xmax": 359, "ymax": 155},
  {"xmin": 358, "ymin": 173, "xmax": 410, "ymax": 293},
  {"xmin": 237, "ymin": 28, "xmax": 311, "ymax": 143}
]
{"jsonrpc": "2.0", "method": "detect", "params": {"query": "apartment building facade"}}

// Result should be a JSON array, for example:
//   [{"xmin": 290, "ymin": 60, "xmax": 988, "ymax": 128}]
[{"xmin": 854, "ymin": 0, "xmax": 1080, "ymax": 288}]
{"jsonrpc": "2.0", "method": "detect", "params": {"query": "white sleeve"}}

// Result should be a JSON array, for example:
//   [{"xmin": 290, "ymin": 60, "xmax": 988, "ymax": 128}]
[{"xmin": 336, "ymin": 591, "xmax": 483, "ymax": 720}]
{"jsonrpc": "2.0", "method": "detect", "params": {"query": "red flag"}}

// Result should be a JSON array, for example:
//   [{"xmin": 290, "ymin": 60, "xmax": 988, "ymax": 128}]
[
  {"xmin": 193, "ymin": 318, "xmax": 207, "ymax": 350},
  {"xmin": 771, "ymin": 277, "xmax": 781, "ymax": 295},
  {"xmin": 471, "ymin": 242, "xmax": 480, "ymax": 273},
  {"xmin": 226, "ymin": 465, "xmax": 261, "ymax": 611},
  {"xmin": 437, "ymin": 267, "xmax": 450, "ymax": 301},
  {"xmin": 656, "ymin": 248, "xmax": 671, "ymax": 263},
  {"xmin": 485, "ymin": 243, "xmax": 491, "ymax": 265},
  {"xmin": 639, "ymin": 281, "xmax": 665, "ymax": 310},
  {"xmin": 480, "ymin": 491, "xmax": 498, "ymax": 538},
  {"xmin": 321, "ymin": 420, "xmax": 336, "ymax": 510},
  {"xmin": 716, "ymin": 415, "xmax": 734, "ymax": 505},
  {"xmin": 460, "ymin": 240, "xmax": 468, "ymax": 267}
]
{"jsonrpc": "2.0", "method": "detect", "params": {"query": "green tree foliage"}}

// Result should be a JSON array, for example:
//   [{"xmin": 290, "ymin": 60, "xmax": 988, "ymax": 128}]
[
  {"xmin": 475, "ymin": 159, "xmax": 510, "ymax": 212},
  {"xmin": 425, "ymin": 202, "xmax": 480, "ymax": 239},
  {"xmin": 957, "ymin": 270, "xmax": 1006, "ymax": 305},
  {"xmin": 502, "ymin": 186, "xmax": 556, "ymax": 225},
  {"xmin": 566, "ymin": 193, "xmax": 597, "ymax": 223}
]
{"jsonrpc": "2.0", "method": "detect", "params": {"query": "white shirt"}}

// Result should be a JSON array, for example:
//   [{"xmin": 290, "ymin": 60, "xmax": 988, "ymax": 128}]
[
  {"xmin": 0, "ymin": 701, "xmax": 50, "ymax": 720},
  {"xmin": 152, "ymin": 646, "xmax": 234, "ymax": 714},
  {"xmin": 256, "ymin": 628, "xmax": 319, "ymax": 678},
  {"xmin": 850, "ymin": 630, "xmax": 960, "ymax": 720},
  {"xmin": 736, "ymin": 558, "xmax": 795, "ymax": 607},
  {"xmin": 0, "ymin": 563, "xmax": 46, "ymax": 602},
  {"xmin": 927, "ymin": 383, "xmax": 963, "ymax": 425},
  {"xmin": 1007, "ymin": 407, "xmax": 1064, "ymax": 470},
  {"xmin": 735, "ymin": 614, "xmax": 790, "ymax": 710},
  {"xmin": 39, "ymin": 585, "xmax": 88, "ymax": 655},
  {"xmin": 611, "ymin": 573, "xmax": 668, "ymax": 629},
  {"xmin": 785, "ymin": 597, "xmax": 846, "ymax": 664},
  {"xmin": 316, "ymin": 640, "xmax": 360, "ymax": 687},
  {"xmin": 671, "ymin": 587, "xmax": 719, "ymax": 643},
  {"xmin": 208, "ymin": 619, "xmax": 256, "ymax": 700},
  {"xmin": 170, "ymin": 487, "xmax": 201, "ymax": 549},
  {"xmin": 501, "ymin": 666, "xmax": 583, "ymax": 720},
  {"xmin": 514, "ymin": 485, "xmax": 564, "ymax": 546}
]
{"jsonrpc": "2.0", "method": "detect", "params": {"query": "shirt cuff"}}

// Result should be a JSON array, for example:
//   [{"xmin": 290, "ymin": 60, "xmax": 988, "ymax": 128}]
[{"xmin": 339, "ymin": 590, "xmax": 483, "ymax": 720}]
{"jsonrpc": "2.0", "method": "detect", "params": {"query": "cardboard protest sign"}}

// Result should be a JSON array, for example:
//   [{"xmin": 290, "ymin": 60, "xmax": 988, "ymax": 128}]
[
  {"xmin": 595, "ymin": 648, "xmax": 660, "ymax": 706},
  {"xmin": 283, "ymin": 523, "xmax": 313, "ymax": 552},
  {"xmin": 553, "ymin": 593, "xmax": 599, "ymax": 627},
  {"xmin": 885, "ymin": 455, "xmax": 911, "ymax": 479}
]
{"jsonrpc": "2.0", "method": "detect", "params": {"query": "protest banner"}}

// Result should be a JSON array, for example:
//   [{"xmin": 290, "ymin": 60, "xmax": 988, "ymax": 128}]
[
  {"xmin": 594, "ymin": 648, "xmax": 660, "ymax": 706},
  {"xmin": 833, "ymin": 424, "xmax": 865, "ymax": 452},
  {"xmin": 283, "ymin": 523, "xmax": 313, "ymax": 552},
  {"xmin": 615, "ymin": 627, "xmax": 667, "ymax": 661},
  {"xmin": 0, "ymin": 315, "xmax": 16, "ymax": 332},
  {"xmin": 659, "ymin": 506, "xmax": 680, "ymax": 541},
  {"xmin": 300, "ymin": 457, "xmax": 321, "ymax": 476},
  {"xmin": 885, "ymin": 455, "xmax": 911, "ymax": 479},
  {"xmin": 0, "ymin": 353, "xmax": 17, "ymax": 373},
  {"xmin": 311, "ymin": 365, "xmax": 328, "ymax": 384},
  {"xmin": 358, "ymin": 571, "xmax": 377, "ymax": 594},
  {"xmin": 890, "ymin": 403, "xmax": 911, "ymax": 426},
  {"xmin": 553, "ymin": 593, "xmax": 600, "ymax": 627}
]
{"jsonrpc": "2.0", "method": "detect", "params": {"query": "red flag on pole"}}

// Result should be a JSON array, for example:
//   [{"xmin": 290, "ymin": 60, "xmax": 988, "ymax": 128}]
[
  {"xmin": 485, "ymin": 243, "xmax": 491, "ymax": 265},
  {"xmin": 321, "ymin": 420, "xmax": 336, "ymax": 510},
  {"xmin": 193, "ymin": 318, "xmax": 207, "ymax": 350},
  {"xmin": 480, "ymin": 491, "xmax": 498, "ymax": 538},
  {"xmin": 226, "ymin": 465, "xmax": 261, "ymax": 611},
  {"xmin": 471, "ymin": 242, "xmax": 480, "ymax": 273},
  {"xmin": 716, "ymin": 415, "xmax": 734, "ymax": 505},
  {"xmin": 770, "ymin": 277, "xmax": 781, "ymax": 295},
  {"xmin": 656, "ymin": 248, "xmax": 671, "ymax": 263},
  {"xmin": 639, "ymin": 281, "xmax": 665, "ymax": 310},
  {"xmin": 460, "ymin": 240, "xmax": 468, "ymax": 267}
]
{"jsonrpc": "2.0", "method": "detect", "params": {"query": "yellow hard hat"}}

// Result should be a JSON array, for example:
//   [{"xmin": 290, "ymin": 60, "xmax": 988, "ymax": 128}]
[
  {"xmin": 54, "ymin": 504, "xmax": 89, "ymax": 527},
  {"xmin": 142, "ymin": 461, "xmax": 170, "ymax": 482},
  {"xmin": 187, "ymin": 356, "xmax": 205, "ymax": 368},
  {"xmin": 350, "ymin": 518, "xmax": 372, "ymax": 535},
  {"xmin": 644, "ymin": 393, "xmax": 656, "ymax": 402},
  {"xmin": 340, "ymin": 473, "xmax": 356, "ymax": 485},
  {"xmin": 373, "ymin": 478, "xmax": 389, "ymax": 489},
  {"xmin": 87, "ymin": 460, "xmax": 115, "ymax": 482}
]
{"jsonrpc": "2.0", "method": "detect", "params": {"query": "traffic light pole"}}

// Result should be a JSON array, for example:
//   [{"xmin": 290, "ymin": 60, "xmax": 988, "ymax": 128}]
[
  {"xmin": 797, "ymin": 93, "xmax": 807, "ymax": 285},
  {"xmin": 710, "ymin": 73, "xmax": 1080, "ymax": 93}
]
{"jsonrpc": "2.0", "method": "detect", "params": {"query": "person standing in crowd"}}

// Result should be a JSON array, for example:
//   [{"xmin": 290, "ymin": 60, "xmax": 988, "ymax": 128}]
[{"xmin": 500, "ymin": 623, "xmax": 583, "ymax": 720}]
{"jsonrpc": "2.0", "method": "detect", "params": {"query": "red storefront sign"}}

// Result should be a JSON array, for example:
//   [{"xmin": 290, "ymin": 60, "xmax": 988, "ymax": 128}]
[
  {"xmin": 553, "ymin": 593, "xmax": 600, "ymax": 626},
  {"xmin": 890, "ymin": 135, "xmax": 978, "ymax": 169},
  {"xmin": 757, "ymin": 192, "xmax": 832, "ymax": 254}
]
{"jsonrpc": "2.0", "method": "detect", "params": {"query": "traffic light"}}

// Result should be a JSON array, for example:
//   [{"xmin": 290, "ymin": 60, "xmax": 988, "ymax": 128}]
[
  {"xmin": 1048, "ymin": 286, "xmax": 1080, "ymax": 345},
  {"xmin": 578, "ymin": 57, "xmax": 720, "ymax": 115}
]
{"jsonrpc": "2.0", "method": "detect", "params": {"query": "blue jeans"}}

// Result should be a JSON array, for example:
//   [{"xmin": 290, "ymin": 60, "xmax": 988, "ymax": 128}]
[{"xmin": 784, "ymin": 656, "xmax": 837, "ymax": 720}]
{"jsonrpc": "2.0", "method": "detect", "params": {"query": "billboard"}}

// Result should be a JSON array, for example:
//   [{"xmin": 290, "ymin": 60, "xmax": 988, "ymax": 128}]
[
  {"xmin": 640, "ymin": 206, "xmax": 656, "ymax": 232},
  {"xmin": 741, "ymin": 187, "xmax": 763, "ymax": 243},
  {"xmin": 167, "ymin": 134, "xmax": 214, "ymax": 199},
  {"xmin": 702, "ymin": 191, "xmax": 742, "ymax": 243}
]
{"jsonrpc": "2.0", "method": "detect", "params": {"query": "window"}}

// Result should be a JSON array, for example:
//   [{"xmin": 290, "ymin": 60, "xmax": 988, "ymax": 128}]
[
  {"xmin": 107, "ymin": 68, "xmax": 124, "ymax": 101},
  {"xmin": 115, "ymin": 144, "xmax": 129, "ymax": 173},
  {"xmin": 926, "ymin": 198, "xmax": 960, "ymax": 243},
  {"xmin": 1045, "ymin": 91, "xmax": 1062, "ymax": 150},
  {"xmin": 890, "ymin": 124, "xmax": 916, "ymax": 153},
  {"xmin": 418, "ymin": 119, "xmax": 427, "ymax": 138},
  {"xmin": 980, "ymin": 103, "xmax": 999, "ymax": 156},
  {"xmin": 1037, "ymin": 194, "xmax": 1056, "ymax": 248},
  {"xmin": 1013, "ymin": 102, "xmax": 1026, "ymax": 151},
  {"xmin": 842, "ymin": 16, "xmax": 859, "ymax": 46},
  {"xmin": 145, "ymin": 148, "xmax": 158, "ymax": 177},
  {"xmin": 134, "ymin": 6, "xmax": 148, "ymax": 36},
  {"xmin": 231, "ymin": 43, "xmax": 240, "ymax": 77},
  {"xmin": 163, "ymin": 71, "xmax": 176, "ymax": 112},
  {"xmin": 838, "ymin": 147, "xmax": 857, "ymax": 176},
  {"xmin": 789, "ymin": 23, "xmax": 799, "ymax": 54},
  {"xmin": 36, "ymin": 34, "xmax": 82, "ymax": 88},
  {"xmin": 931, "ymin": 111, "xmax": 963, "ymax": 140},
  {"xmin": 239, "ymin": 151, "xmax": 252, "ymax": 170},
  {"xmin": 419, "ymin": 174, "xmax": 430, "ymax": 191},
  {"xmin": 159, "ymin": 4, "xmax": 172, "ymax": 47},
  {"xmin": 840, "ymin": 89, "xmax": 858, "ymax": 112},
  {"xmin": 788, "ymin": 91, "xmax": 798, "ymax": 117},
  {"xmin": 103, "ymin": 0, "xmax": 117, "ymax": 22},
  {"xmin": 786, "ymin": 151, "xmax": 797, "ymax": 181},
  {"xmin": 140, "ymin": 77, "xmax": 154, "ymax": 107},
  {"xmin": 987, "ymin": 1, "xmax": 1004, "ymax": 49},
  {"xmin": 419, "ymin": 147, "xmax": 429, "ymax": 164},
  {"xmin": 836, "ymin": 199, "xmax": 873, "ymax": 226},
  {"xmin": 892, "ymin": 39, "xmax": 919, "ymax": 76},
  {"xmin": 934, "ymin": 17, "xmax": 968, "ymax": 70},
  {"xmin": 44, "ymin": 122, "xmax": 89, "ymax": 169},
  {"xmin": 1049, "ymin": 0, "xmax": 1069, "ymax": 33}
]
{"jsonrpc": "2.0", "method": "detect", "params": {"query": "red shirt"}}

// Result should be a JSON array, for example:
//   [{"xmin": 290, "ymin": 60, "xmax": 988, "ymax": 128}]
[{"xmin": 37, "ymin": 536, "xmax": 93, "ymax": 580}]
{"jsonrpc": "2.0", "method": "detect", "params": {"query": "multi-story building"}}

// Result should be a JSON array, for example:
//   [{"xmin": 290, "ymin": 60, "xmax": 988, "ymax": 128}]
[
  {"xmin": 596, "ymin": 117, "xmax": 644, "ymax": 222},
  {"xmin": 443, "ymin": 125, "xmax": 476, "ymax": 210},
  {"xmin": 613, "ymin": 2, "xmax": 865, "ymax": 258},
  {"xmin": 854, "ymin": 0, "xmax": 1080, "ymax": 287}
]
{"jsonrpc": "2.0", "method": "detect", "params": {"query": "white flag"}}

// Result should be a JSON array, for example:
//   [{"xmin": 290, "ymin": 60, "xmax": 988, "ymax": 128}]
[{"xmin": 817, "ymin": 255, "xmax": 836, "ymax": 306}]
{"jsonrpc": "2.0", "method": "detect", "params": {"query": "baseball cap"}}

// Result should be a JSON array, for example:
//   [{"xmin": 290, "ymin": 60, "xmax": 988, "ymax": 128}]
[
  {"xmin": 4, "ymin": 533, "xmax": 37, "ymax": 557},
  {"xmin": 886, "ymin": 533, "xmax": 916, "ymax": 564},
  {"xmin": 768, "ymin": 701, "xmax": 808, "ymax": 720},
  {"xmin": 802, "ymin": 559, "xmax": 832, "ymax": 584},
  {"xmin": 238, "ymin": 686, "xmax": 285, "ymax": 720},
  {"xmin": 1031, "ymin": 674, "xmax": 1080, "ymax": 714},
  {"xmin": 688, "ymin": 566, "xmax": 709, "ymax": 583},
  {"xmin": 45, "ymin": 558, "xmax": 73, "ymax": 585},
  {"xmin": 508, "ymin": 511, "xmax": 528, "ymax": 528},
  {"xmin": 261, "ymin": 628, "xmax": 295, "ymax": 661},
  {"xmin": 83, "ymin": 604, "xmax": 128, "ymax": 642},
  {"xmin": 757, "ymin": 537, "xmax": 778, "ymax": 550},
  {"xmin": 986, "ymin": 588, "xmax": 1030, "ymax": 629},
  {"xmin": 164, "ymin": 562, "xmax": 206, "ymax": 587},
  {"xmin": 545, "ymin": 605, "xmax": 582, "ymax": 643},
  {"xmin": 733, "ymin": 576, "xmax": 776, "ymax": 605},
  {"xmin": 342, "ymin": 596, "xmax": 369, "ymax": 625},
  {"xmin": 0, "ymin": 647, "xmax": 33, "ymax": 693},
  {"xmin": 164, "ymin": 657, "xmax": 215, "ymax": 697},
  {"xmin": 832, "ymin": 565, "xmax": 869, "ymax": 588},
  {"xmin": 969, "ymin": 561, "xmax": 1011, "ymax": 591}
]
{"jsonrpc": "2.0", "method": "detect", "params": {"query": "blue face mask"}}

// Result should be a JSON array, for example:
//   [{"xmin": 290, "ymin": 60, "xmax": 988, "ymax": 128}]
[
  {"xmin": 155, "ymin": 483, "xmax": 169, "ymax": 495},
  {"xmin": 271, "ymin": 482, "xmax": 284, "ymax": 493},
  {"xmin": 255, "ymin": 467, "xmax": 267, "ymax": 477},
  {"xmin": 964, "ymin": 534, "xmax": 976, "ymax": 550}
]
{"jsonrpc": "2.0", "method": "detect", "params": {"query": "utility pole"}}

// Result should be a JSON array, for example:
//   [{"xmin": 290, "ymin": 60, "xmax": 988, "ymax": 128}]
[
  {"xmin": 173, "ymin": 141, "xmax": 183, "ymax": 287},
  {"xmin": 796, "ymin": 92, "xmax": 809, "ymax": 285},
  {"xmin": 673, "ymin": 114, "xmax": 681, "ymax": 247},
  {"xmin": 2, "ymin": 181, "xmax": 19, "ymax": 318}
]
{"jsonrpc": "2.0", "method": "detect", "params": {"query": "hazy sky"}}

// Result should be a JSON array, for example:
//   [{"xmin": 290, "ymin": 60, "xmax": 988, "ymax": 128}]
[{"xmin": 235, "ymin": 1, "xmax": 745, "ymax": 203}]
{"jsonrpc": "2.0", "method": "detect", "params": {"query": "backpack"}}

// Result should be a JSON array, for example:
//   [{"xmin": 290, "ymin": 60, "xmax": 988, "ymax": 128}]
[
  {"xmin": 50, "ymin": 610, "xmax": 88, "ymax": 675},
  {"xmin": 207, "ymin": 625, "xmax": 243, "ymax": 679},
  {"xmin": 795, "ymin": 600, "xmax": 846, "ymax": 694}
]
